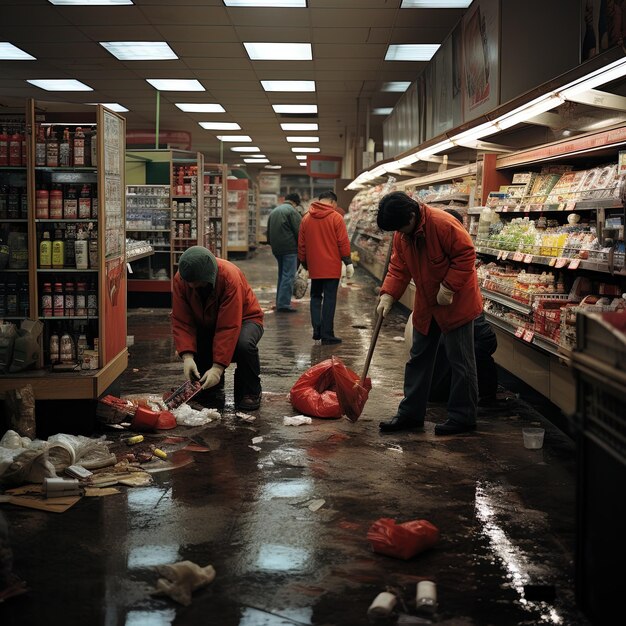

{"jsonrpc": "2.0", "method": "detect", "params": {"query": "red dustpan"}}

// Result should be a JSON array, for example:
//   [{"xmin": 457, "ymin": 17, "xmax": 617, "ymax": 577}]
[{"xmin": 334, "ymin": 312, "xmax": 383, "ymax": 422}]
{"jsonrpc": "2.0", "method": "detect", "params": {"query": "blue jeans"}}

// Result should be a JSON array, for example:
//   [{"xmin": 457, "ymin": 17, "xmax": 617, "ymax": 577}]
[
  {"xmin": 398, "ymin": 318, "xmax": 477, "ymax": 426},
  {"xmin": 274, "ymin": 253, "xmax": 298, "ymax": 309},
  {"xmin": 310, "ymin": 278, "xmax": 339, "ymax": 340}
]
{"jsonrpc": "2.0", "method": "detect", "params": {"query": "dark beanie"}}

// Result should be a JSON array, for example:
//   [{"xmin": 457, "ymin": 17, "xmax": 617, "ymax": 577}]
[
  {"xmin": 285, "ymin": 192, "xmax": 301, "ymax": 205},
  {"xmin": 178, "ymin": 246, "xmax": 218, "ymax": 286}
]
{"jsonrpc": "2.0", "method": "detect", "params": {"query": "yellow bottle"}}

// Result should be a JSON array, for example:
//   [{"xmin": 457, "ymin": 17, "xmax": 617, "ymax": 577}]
[
  {"xmin": 52, "ymin": 234, "xmax": 64, "ymax": 269},
  {"xmin": 39, "ymin": 231, "xmax": 52, "ymax": 268}
]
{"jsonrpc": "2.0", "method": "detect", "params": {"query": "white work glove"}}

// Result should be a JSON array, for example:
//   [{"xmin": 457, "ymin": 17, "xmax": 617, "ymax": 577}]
[
  {"xmin": 376, "ymin": 293, "xmax": 395, "ymax": 318},
  {"xmin": 345, "ymin": 263, "xmax": 354, "ymax": 279},
  {"xmin": 182, "ymin": 354, "xmax": 200, "ymax": 381},
  {"xmin": 199, "ymin": 364, "xmax": 225, "ymax": 390},
  {"xmin": 437, "ymin": 283, "xmax": 455, "ymax": 306},
  {"xmin": 298, "ymin": 265, "xmax": 309, "ymax": 280}
]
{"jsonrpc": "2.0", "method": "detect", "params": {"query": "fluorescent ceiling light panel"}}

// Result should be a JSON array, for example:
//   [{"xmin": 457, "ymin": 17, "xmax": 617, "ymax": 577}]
[
  {"xmin": 265, "ymin": 165, "xmax": 282, "ymax": 169},
  {"xmin": 100, "ymin": 41, "xmax": 177, "ymax": 61},
  {"xmin": 48, "ymin": 1, "xmax": 133, "ymax": 5},
  {"xmin": 385, "ymin": 44, "xmax": 440, "ymax": 61},
  {"xmin": 176, "ymin": 103, "xmax": 225, "ymax": 113},
  {"xmin": 244, "ymin": 158, "xmax": 270, "ymax": 163},
  {"xmin": 146, "ymin": 79, "xmax": 204, "ymax": 91},
  {"xmin": 225, "ymin": 1, "xmax": 305, "ymax": 6},
  {"xmin": 199, "ymin": 122, "xmax": 240, "ymax": 130},
  {"xmin": 299, "ymin": 162, "xmax": 307, "ymax": 166},
  {"xmin": 381, "ymin": 82, "xmax": 411, "ymax": 92},
  {"xmin": 291, "ymin": 147, "xmax": 320, "ymax": 153},
  {"xmin": 373, "ymin": 107, "xmax": 393, "ymax": 115},
  {"xmin": 401, "ymin": 1, "xmax": 471, "ymax": 7},
  {"xmin": 273, "ymin": 104, "xmax": 317, "ymax": 114},
  {"xmin": 243, "ymin": 154, "xmax": 265, "ymax": 158},
  {"xmin": 295, "ymin": 155, "xmax": 307, "ymax": 160},
  {"xmin": 231, "ymin": 146, "xmax": 260, "ymax": 152},
  {"xmin": 281, "ymin": 123, "xmax": 318, "ymax": 131},
  {"xmin": 0, "ymin": 42, "xmax": 35, "ymax": 60},
  {"xmin": 86, "ymin": 102, "xmax": 129, "ymax": 112},
  {"xmin": 286, "ymin": 136, "xmax": 318, "ymax": 143},
  {"xmin": 261, "ymin": 80, "xmax": 315, "ymax": 92},
  {"xmin": 27, "ymin": 79, "xmax": 92, "ymax": 91},
  {"xmin": 216, "ymin": 135, "xmax": 252, "ymax": 142},
  {"xmin": 244, "ymin": 42, "xmax": 312, "ymax": 61}
]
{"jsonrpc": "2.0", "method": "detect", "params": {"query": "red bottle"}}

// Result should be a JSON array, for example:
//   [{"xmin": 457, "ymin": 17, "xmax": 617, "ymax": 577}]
[
  {"xmin": 49, "ymin": 185, "xmax": 63, "ymax": 219},
  {"xmin": 36, "ymin": 186, "xmax": 50, "ymax": 219},
  {"xmin": 8, "ymin": 128, "xmax": 20, "ymax": 166},
  {"xmin": 20, "ymin": 126, "xmax": 26, "ymax": 167}
]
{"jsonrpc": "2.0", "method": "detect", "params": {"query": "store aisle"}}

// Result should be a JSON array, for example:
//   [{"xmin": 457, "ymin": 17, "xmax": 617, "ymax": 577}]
[{"xmin": 2, "ymin": 247, "xmax": 589, "ymax": 625}]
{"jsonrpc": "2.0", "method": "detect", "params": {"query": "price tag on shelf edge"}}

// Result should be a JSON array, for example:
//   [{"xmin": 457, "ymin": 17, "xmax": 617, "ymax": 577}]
[
  {"xmin": 555, "ymin": 257, "xmax": 568, "ymax": 268},
  {"xmin": 513, "ymin": 251, "xmax": 524, "ymax": 262},
  {"xmin": 565, "ymin": 201, "xmax": 576, "ymax": 211},
  {"xmin": 502, "ymin": 251, "xmax": 509, "ymax": 260},
  {"xmin": 523, "ymin": 253, "xmax": 533, "ymax": 263},
  {"xmin": 497, "ymin": 250, "xmax": 503, "ymax": 260},
  {"xmin": 514, "ymin": 327, "xmax": 525, "ymax": 338},
  {"xmin": 548, "ymin": 257, "xmax": 557, "ymax": 267},
  {"xmin": 568, "ymin": 258, "xmax": 581, "ymax": 270},
  {"xmin": 523, "ymin": 329, "xmax": 535, "ymax": 342}
]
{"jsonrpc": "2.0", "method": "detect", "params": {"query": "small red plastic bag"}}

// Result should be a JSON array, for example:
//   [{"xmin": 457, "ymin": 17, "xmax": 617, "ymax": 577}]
[{"xmin": 366, "ymin": 518, "xmax": 440, "ymax": 560}]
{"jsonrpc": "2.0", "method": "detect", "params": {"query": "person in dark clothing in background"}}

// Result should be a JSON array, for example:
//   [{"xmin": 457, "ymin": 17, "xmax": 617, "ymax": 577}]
[
  {"xmin": 266, "ymin": 193, "xmax": 302, "ymax": 312},
  {"xmin": 428, "ymin": 208, "xmax": 498, "ymax": 405}
]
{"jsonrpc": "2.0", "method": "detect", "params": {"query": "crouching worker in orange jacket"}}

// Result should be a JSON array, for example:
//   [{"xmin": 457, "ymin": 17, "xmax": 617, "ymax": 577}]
[{"xmin": 172, "ymin": 246, "xmax": 264, "ymax": 412}]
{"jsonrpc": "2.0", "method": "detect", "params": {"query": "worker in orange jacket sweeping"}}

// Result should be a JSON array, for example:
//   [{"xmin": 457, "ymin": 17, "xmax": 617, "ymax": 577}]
[
  {"xmin": 375, "ymin": 192, "xmax": 483, "ymax": 435},
  {"xmin": 171, "ymin": 246, "xmax": 264, "ymax": 412}
]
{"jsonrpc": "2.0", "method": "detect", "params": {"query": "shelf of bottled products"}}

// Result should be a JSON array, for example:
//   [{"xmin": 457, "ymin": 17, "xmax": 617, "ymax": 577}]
[
  {"xmin": 0, "ymin": 100, "xmax": 128, "ymax": 400},
  {"xmin": 203, "ymin": 163, "xmax": 228, "ymax": 259},
  {"xmin": 124, "ymin": 149, "xmax": 204, "ymax": 294}
]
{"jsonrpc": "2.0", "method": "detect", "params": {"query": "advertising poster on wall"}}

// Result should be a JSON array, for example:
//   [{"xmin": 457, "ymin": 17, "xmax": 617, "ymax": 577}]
[
  {"xmin": 581, "ymin": 0, "xmax": 626, "ymax": 62},
  {"xmin": 462, "ymin": 0, "xmax": 500, "ymax": 120}
]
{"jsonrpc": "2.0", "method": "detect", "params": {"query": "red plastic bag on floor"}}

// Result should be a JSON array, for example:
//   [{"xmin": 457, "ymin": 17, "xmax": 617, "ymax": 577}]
[
  {"xmin": 289, "ymin": 359, "xmax": 342, "ymax": 418},
  {"xmin": 367, "ymin": 518, "xmax": 440, "ymax": 560}
]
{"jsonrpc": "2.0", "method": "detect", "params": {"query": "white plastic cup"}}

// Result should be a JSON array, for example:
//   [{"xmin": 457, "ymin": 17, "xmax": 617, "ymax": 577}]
[
  {"xmin": 367, "ymin": 591, "xmax": 397, "ymax": 619},
  {"xmin": 416, "ymin": 580, "xmax": 437, "ymax": 612},
  {"xmin": 523, "ymin": 427, "xmax": 545, "ymax": 449}
]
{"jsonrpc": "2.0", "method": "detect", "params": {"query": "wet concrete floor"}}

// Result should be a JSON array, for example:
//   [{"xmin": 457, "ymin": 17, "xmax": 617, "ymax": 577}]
[{"xmin": 2, "ymin": 246, "xmax": 590, "ymax": 625}]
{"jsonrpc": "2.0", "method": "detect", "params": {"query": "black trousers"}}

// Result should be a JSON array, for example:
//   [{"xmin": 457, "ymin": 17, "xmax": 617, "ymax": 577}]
[{"xmin": 196, "ymin": 321, "xmax": 263, "ymax": 402}]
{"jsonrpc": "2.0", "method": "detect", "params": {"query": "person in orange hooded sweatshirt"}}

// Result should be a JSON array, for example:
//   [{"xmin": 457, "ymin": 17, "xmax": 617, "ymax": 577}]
[
  {"xmin": 298, "ymin": 190, "xmax": 354, "ymax": 345},
  {"xmin": 171, "ymin": 246, "xmax": 264, "ymax": 412},
  {"xmin": 375, "ymin": 192, "xmax": 483, "ymax": 436}
]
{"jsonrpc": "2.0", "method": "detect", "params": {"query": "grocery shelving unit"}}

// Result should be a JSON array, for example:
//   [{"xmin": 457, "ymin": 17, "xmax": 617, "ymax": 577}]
[
  {"xmin": 473, "ymin": 126, "xmax": 626, "ymax": 414},
  {"xmin": 227, "ymin": 177, "xmax": 250, "ymax": 255},
  {"xmin": 0, "ymin": 100, "xmax": 128, "ymax": 401},
  {"xmin": 203, "ymin": 162, "xmax": 228, "ymax": 258},
  {"xmin": 248, "ymin": 181, "xmax": 259, "ymax": 250},
  {"xmin": 124, "ymin": 149, "xmax": 203, "ymax": 303}
]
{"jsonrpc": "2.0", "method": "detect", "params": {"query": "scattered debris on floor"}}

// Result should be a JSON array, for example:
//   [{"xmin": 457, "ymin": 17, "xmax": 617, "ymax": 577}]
[
  {"xmin": 251, "ymin": 436, "xmax": 263, "ymax": 445},
  {"xmin": 236, "ymin": 411, "xmax": 256, "ymax": 423},
  {"xmin": 152, "ymin": 561, "xmax": 216, "ymax": 606},
  {"xmin": 367, "ymin": 518, "xmax": 440, "ymax": 560},
  {"xmin": 283, "ymin": 415, "xmax": 313, "ymax": 426},
  {"xmin": 305, "ymin": 498, "xmax": 325, "ymax": 511}
]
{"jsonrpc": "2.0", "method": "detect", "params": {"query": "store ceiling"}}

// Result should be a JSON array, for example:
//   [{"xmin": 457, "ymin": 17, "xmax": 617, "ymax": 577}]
[{"xmin": 0, "ymin": 0, "xmax": 466, "ymax": 174}]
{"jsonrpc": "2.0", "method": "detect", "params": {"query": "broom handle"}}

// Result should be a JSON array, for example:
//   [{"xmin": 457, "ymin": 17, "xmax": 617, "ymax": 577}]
[
  {"xmin": 360, "ymin": 240, "xmax": 394, "ymax": 383},
  {"xmin": 360, "ymin": 312, "xmax": 384, "ymax": 382}
]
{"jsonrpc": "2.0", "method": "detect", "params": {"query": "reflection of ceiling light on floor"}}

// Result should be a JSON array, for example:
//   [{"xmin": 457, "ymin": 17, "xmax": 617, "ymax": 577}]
[
  {"xmin": 256, "ymin": 544, "xmax": 310, "ymax": 571},
  {"xmin": 128, "ymin": 544, "xmax": 180, "ymax": 568},
  {"xmin": 125, "ymin": 610, "xmax": 177, "ymax": 626}
]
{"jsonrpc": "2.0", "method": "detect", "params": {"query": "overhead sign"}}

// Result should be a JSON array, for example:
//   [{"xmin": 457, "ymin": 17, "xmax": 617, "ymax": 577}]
[{"xmin": 306, "ymin": 155, "xmax": 342, "ymax": 179}]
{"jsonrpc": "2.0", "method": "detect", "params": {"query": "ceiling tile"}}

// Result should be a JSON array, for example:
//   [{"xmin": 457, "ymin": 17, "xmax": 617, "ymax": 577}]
[
  {"xmin": 154, "ymin": 25, "xmax": 239, "ymax": 43},
  {"xmin": 143, "ymin": 6, "xmax": 230, "ymax": 25}
]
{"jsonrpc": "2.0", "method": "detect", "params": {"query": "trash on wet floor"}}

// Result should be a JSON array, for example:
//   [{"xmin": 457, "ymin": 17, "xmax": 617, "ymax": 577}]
[
  {"xmin": 251, "ymin": 436, "xmax": 263, "ymax": 445},
  {"xmin": 152, "ymin": 560, "xmax": 216, "ymax": 606},
  {"xmin": 305, "ymin": 498, "xmax": 325, "ymax": 511},
  {"xmin": 393, "ymin": 336, "xmax": 405, "ymax": 342},
  {"xmin": 236, "ymin": 411, "xmax": 257, "ymax": 422},
  {"xmin": 172, "ymin": 404, "xmax": 220, "ymax": 426},
  {"xmin": 283, "ymin": 415, "xmax": 313, "ymax": 426},
  {"xmin": 248, "ymin": 445, "xmax": 262, "ymax": 452},
  {"xmin": 387, "ymin": 444, "xmax": 403, "ymax": 453},
  {"xmin": 367, "ymin": 591, "xmax": 397, "ymax": 620},
  {"xmin": 367, "ymin": 518, "xmax": 440, "ymax": 560},
  {"xmin": 270, "ymin": 448, "xmax": 308, "ymax": 467}
]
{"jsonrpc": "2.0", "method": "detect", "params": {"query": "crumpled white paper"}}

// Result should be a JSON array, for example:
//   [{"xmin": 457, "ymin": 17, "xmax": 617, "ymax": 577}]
[
  {"xmin": 172, "ymin": 404, "xmax": 220, "ymax": 426},
  {"xmin": 283, "ymin": 415, "xmax": 313, "ymax": 426},
  {"xmin": 153, "ymin": 560, "xmax": 216, "ymax": 606}
]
